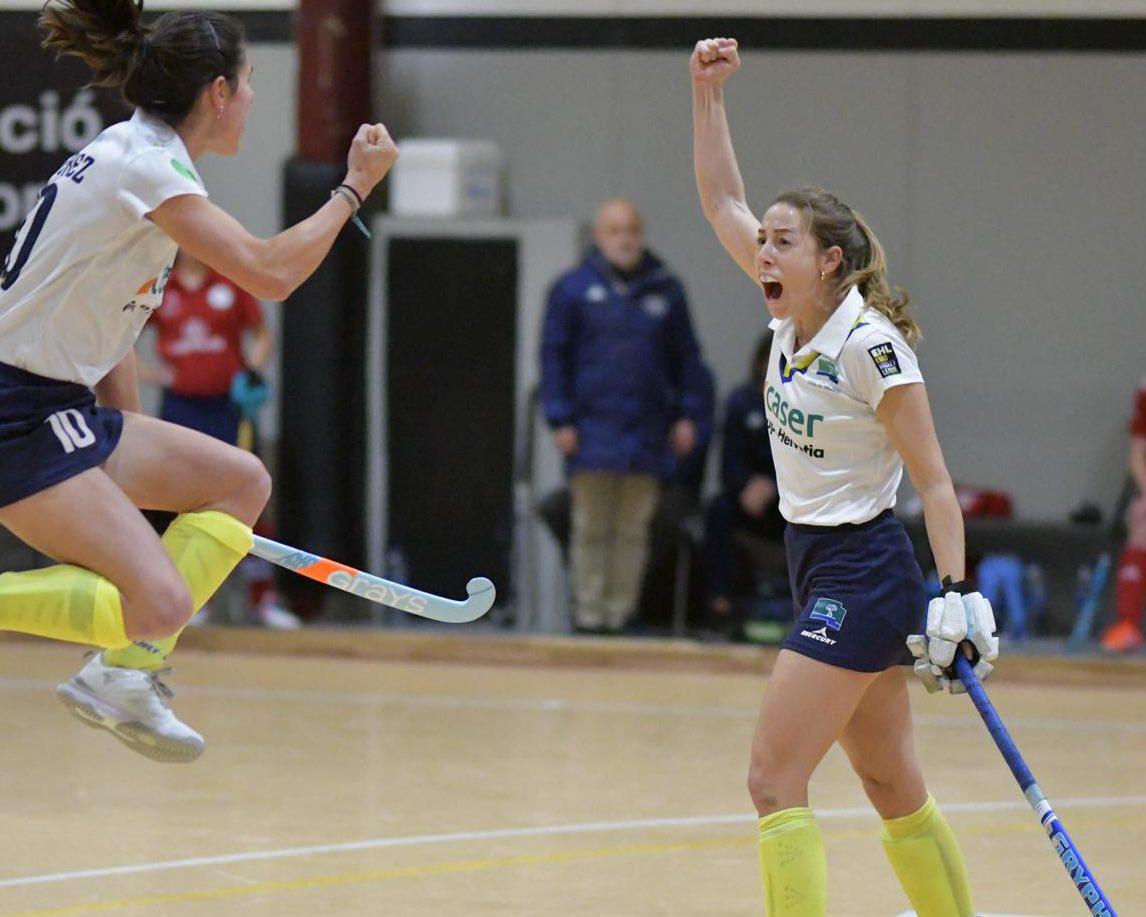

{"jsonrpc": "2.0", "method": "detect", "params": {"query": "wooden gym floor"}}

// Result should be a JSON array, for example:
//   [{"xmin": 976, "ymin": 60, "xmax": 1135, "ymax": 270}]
[{"xmin": 0, "ymin": 636, "xmax": 1142, "ymax": 916}]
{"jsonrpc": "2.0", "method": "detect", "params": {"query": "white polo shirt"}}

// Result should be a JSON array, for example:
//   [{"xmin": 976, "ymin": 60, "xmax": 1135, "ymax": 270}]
[
  {"xmin": 0, "ymin": 110, "xmax": 207, "ymax": 387},
  {"xmin": 764, "ymin": 286, "xmax": 923, "ymax": 526}
]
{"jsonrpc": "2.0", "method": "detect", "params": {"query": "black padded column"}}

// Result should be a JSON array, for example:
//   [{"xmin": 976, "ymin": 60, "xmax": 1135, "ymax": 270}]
[{"xmin": 277, "ymin": 158, "xmax": 369, "ymax": 583}]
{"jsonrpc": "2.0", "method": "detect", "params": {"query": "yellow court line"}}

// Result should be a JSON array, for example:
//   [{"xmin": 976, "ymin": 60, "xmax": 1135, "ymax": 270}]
[{"xmin": 12, "ymin": 812, "xmax": 1140, "ymax": 916}]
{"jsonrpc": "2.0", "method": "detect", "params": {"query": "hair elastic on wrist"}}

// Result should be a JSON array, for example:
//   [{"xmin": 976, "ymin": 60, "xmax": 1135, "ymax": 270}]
[
  {"xmin": 330, "ymin": 186, "xmax": 371, "ymax": 239},
  {"xmin": 338, "ymin": 183, "xmax": 365, "ymax": 207}
]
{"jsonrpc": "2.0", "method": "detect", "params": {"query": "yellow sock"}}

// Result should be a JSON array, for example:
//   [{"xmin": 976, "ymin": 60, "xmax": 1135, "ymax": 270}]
[
  {"xmin": 881, "ymin": 795, "xmax": 974, "ymax": 917},
  {"xmin": 104, "ymin": 510, "xmax": 252, "ymax": 671},
  {"xmin": 0, "ymin": 564, "xmax": 130, "ymax": 648},
  {"xmin": 758, "ymin": 807, "xmax": 827, "ymax": 916}
]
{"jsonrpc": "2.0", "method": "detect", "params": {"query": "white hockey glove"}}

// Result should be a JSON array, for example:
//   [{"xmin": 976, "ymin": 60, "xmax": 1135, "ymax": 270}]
[{"xmin": 907, "ymin": 579, "xmax": 999, "ymax": 694}]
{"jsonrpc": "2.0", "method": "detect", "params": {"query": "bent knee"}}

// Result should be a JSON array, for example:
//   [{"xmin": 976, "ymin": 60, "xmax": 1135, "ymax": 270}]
[
  {"xmin": 747, "ymin": 758, "xmax": 805, "ymax": 817},
  {"xmin": 216, "ymin": 449, "xmax": 271, "ymax": 524},
  {"xmin": 241, "ymin": 452, "xmax": 272, "ymax": 510},
  {"xmin": 122, "ymin": 574, "xmax": 194, "ymax": 640},
  {"xmin": 853, "ymin": 762, "xmax": 924, "ymax": 816}
]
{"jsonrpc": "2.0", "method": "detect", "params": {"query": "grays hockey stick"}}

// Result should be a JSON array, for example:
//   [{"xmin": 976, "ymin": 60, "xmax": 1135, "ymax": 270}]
[
  {"xmin": 249, "ymin": 535, "xmax": 496, "ymax": 623},
  {"xmin": 954, "ymin": 652, "xmax": 1116, "ymax": 915}
]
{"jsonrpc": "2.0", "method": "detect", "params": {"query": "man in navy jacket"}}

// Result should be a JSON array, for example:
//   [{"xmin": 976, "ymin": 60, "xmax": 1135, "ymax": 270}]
[{"xmin": 541, "ymin": 199, "xmax": 708, "ymax": 632}]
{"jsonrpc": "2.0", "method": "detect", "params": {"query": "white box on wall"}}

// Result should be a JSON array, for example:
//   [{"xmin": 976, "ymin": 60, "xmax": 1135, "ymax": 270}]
[{"xmin": 390, "ymin": 139, "xmax": 503, "ymax": 217}]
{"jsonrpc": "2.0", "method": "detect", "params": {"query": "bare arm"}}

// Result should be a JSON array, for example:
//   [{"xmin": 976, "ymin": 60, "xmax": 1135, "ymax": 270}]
[
  {"xmin": 690, "ymin": 38, "xmax": 760, "ymax": 285},
  {"xmin": 244, "ymin": 320, "xmax": 272, "ymax": 372},
  {"xmin": 135, "ymin": 358, "xmax": 171, "ymax": 386},
  {"xmin": 877, "ymin": 383, "xmax": 965, "ymax": 583},
  {"xmin": 94, "ymin": 350, "xmax": 142, "ymax": 413},
  {"xmin": 1131, "ymin": 436, "xmax": 1146, "ymax": 494},
  {"xmin": 150, "ymin": 124, "xmax": 398, "ymax": 302}
]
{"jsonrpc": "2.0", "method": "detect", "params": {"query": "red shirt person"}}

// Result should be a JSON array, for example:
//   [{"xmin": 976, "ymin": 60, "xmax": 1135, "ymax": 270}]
[
  {"xmin": 1099, "ymin": 378, "xmax": 1146, "ymax": 653},
  {"xmin": 143, "ymin": 250, "xmax": 270, "ymax": 443},
  {"xmin": 139, "ymin": 251, "xmax": 297, "ymax": 629}
]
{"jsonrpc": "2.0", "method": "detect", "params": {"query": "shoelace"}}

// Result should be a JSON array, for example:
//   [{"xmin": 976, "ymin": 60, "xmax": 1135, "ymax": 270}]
[
  {"xmin": 147, "ymin": 668, "xmax": 176, "ymax": 702},
  {"xmin": 84, "ymin": 651, "xmax": 177, "ymax": 700}
]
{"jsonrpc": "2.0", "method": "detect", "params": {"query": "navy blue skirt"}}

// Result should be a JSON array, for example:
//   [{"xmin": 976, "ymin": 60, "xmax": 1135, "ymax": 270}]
[
  {"xmin": 781, "ymin": 509, "xmax": 926, "ymax": 673},
  {"xmin": 0, "ymin": 362, "xmax": 123, "ymax": 508}
]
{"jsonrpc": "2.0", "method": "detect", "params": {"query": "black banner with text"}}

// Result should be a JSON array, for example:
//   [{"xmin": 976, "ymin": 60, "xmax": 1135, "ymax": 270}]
[{"xmin": 1, "ymin": 14, "xmax": 126, "ymax": 256}]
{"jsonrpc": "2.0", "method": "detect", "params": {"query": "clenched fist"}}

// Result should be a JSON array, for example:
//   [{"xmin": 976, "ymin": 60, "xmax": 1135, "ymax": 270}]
[
  {"xmin": 690, "ymin": 37, "xmax": 741, "ymax": 86},
  {"xmin": 344, "ymin": 122, "xmax": 399, "ymax": 200}
]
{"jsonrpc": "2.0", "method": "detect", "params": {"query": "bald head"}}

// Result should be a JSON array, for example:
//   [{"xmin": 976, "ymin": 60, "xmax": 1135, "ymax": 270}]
[{"xmin": 593, "ymin": 198, "xmax": 646, "ymax": 273}]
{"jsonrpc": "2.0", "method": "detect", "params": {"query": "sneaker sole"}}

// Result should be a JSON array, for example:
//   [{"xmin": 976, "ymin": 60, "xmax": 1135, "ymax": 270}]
[{"xmin": 55, "ymin": 682, "xmax": 204, "ymax": 764}]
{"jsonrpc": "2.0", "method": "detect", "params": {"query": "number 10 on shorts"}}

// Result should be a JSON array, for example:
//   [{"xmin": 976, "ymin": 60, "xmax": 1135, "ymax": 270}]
[{"xmin": 46, "ymin": 409, "xmax": 95, "ymax": 453}]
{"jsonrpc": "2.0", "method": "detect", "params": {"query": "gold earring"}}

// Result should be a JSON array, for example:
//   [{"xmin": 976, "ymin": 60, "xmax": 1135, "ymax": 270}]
[{"xmin": 820, "ymin": 270, "xmax": 826, "ymax": 281}]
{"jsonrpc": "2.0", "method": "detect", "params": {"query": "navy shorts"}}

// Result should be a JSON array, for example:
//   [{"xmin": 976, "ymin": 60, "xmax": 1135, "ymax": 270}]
[
  {"xmin": 159, "ymin": 391, "xmax": 240, "ymax": 446},
  {"xmin": 781, "ymin": 509, "xmax": 926, "ymax": 673},
  {"xmin": 0, "ymin": 362, "xmax": 123, "ymax": 509}
]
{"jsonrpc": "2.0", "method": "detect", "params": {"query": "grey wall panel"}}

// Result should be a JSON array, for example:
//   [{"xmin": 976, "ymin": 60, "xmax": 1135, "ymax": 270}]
[
  {"xmin": 907, "ymin": 53, "xmax": 1146, "ymax": 515},
  {"xmin": 378, "ymin": 47, "xmax": 1145, "ymax": 519}
]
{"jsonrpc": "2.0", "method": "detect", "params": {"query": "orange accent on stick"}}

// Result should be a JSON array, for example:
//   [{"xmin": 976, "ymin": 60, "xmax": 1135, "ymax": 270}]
[{"xmin": 297, "ymin": 558, "xmax": 359, "ymax": 582}]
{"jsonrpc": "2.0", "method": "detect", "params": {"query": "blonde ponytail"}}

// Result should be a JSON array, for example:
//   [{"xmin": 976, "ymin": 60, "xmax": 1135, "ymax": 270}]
[{"xmin": 844, "ymin": 211, "xmax": 920, "ymax": 347}]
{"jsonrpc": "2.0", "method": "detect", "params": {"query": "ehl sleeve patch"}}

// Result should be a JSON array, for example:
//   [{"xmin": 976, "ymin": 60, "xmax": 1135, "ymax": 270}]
[{"xmin": 867, "ymin": 342, "xmax": 902, "ymax": 378}]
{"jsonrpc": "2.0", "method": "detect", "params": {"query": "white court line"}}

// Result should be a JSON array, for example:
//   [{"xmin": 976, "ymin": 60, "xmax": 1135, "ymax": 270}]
[
  {"xmin": 1, "ymin": 795, "xmax": 1144, "ymax": 891},
  {"xmin": 1, "ymin": 676, "xmax": 1144, "ymax": 733}
]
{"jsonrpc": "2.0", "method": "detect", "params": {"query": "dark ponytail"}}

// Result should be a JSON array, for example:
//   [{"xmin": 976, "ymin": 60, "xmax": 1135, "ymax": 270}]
[
  {"xmin": 39, "ymin": 0, "xmax": 245, "ymax": 128},
  {"xmin": 39, "ymin": 0, "xmax": 146, "ymax": 91}
]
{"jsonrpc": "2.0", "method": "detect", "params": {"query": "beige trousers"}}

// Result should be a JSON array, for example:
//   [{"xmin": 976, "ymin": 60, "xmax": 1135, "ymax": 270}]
[{"xmin": 569, "ymin": 471, "xmax": 659, "ymax": 630}]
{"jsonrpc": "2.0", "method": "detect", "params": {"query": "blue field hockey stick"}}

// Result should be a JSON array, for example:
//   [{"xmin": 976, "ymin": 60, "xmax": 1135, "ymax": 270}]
[
  {"xmin": 954, "ymin": 652, "xmax": 1116, "ymax": 915},
  {"xmin": 1067, "ymin": 477, "xmax": 1134, "ymax": 652},
  {"xmin": 1066, "ymin": 552, "xmax": 1112, "ymax": 652}
]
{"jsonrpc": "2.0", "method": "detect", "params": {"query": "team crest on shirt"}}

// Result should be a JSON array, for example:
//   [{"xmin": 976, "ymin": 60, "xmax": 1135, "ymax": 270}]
[
  {"xmin": 585, "ymin": 284, "xmax": 607, "ymax": 303},
  {"xmin": 815, "ymin": 357, "xmax": 840, "ymax": 384},
  {"xmin": 809, "ymin": 597, "xmax": 847, "ymax": 631},
  {"xmin": 867, "ymin": 342, "xmax": 902, "ymax": 378}
]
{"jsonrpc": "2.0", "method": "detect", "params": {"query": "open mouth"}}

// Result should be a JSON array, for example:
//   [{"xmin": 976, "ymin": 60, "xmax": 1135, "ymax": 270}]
[{"xmin": 762, "ymin": 280, "xmax": 783, "ymax": 303}]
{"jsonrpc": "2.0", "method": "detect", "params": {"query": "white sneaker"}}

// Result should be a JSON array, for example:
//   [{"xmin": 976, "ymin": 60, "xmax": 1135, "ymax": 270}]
[
  {"xmin": 256, "ymin": 597, "xmax": 301, "ymax": 630},
  {"xmin": 56, "ymin": 653, "xmax": 205, "ymax": 763}
]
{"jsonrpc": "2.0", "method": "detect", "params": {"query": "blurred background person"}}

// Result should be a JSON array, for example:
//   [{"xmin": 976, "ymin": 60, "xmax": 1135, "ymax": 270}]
[
  {"xmin": 1099, "ymin": 378, "xmax": 1146, "ymax": 653},
  {"xmin": 540, "ymin": 198, "xmax": 709, "ymax": 634},
  {"xmin": 141, "ymin": 250, "xmax": 299, "ymax": 629},
  {"xmin": 703, "ymin": 330, "xmax": 785, "ymax": 637},
  {"xmin": 636, "ymin": 359, "xmax": 715, "ymax": 632}
]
